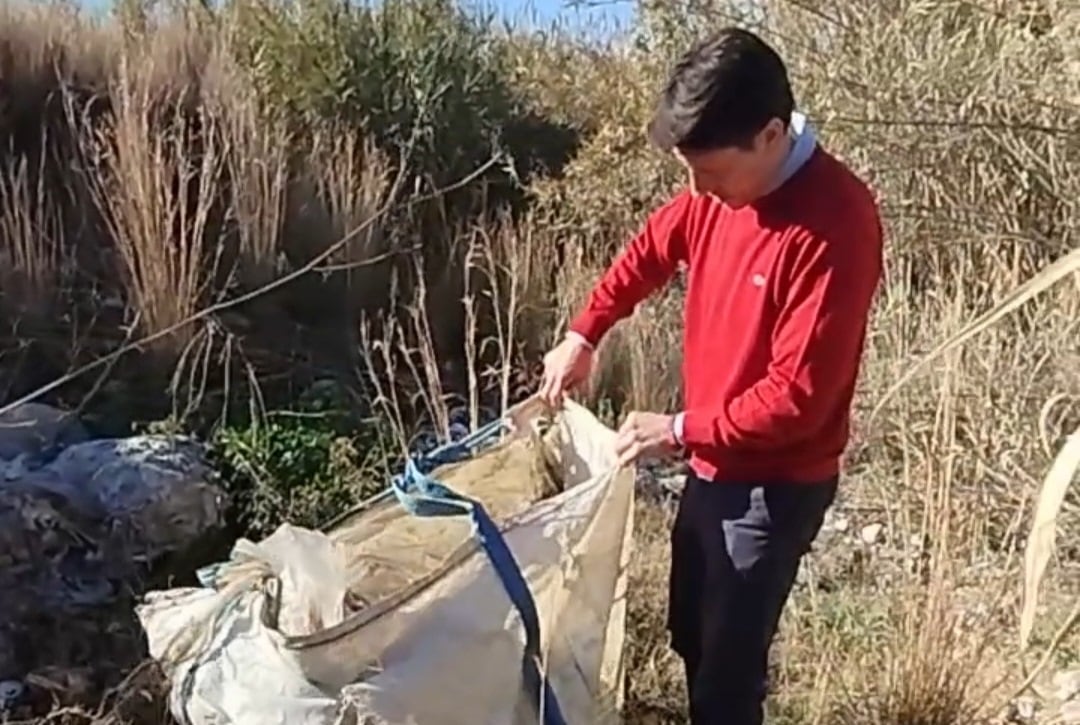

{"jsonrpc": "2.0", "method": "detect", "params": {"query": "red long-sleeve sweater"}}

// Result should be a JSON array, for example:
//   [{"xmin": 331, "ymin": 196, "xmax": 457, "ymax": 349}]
[{"xmin": 569, "ymin": 147, "xmax": 883, "ymax": 483}]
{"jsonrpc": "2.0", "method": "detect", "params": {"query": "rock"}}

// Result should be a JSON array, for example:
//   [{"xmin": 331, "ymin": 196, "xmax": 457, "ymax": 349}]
[
  {"xmin": 1013, "ymin": 695, "xmax": 1037, "ymax": 721},
  {"xmin": 0, "ymin": 403, "xmax": 88, "ymax": 463},
  {"xmin": 1055, "ymin": 669, "xmax": 1080, "ymax": 702},
  {"xmin": 45, "ymin": 436, "xmax": 226, "ymax": 560},
  {"xmin": 0, "ymin": 432, "xmax": 228, "ymax": 681},
  {"xmin": 656, "ymin": 475, "xmax": 685, "ymax": 496},
  {"xmin": 0, "ymin": 680, "xmax": 23, "ymax": 711},
  {"xmin": 1062, "ymin": 700, "xmax": 1080, "ymax": 724},
  {"xmin": 860, "ymin": 522, "xmax": 885, "ymax": 545}
]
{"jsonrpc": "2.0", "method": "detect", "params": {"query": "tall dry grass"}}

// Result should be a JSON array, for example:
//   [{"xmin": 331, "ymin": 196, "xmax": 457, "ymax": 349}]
[
  {"xmin": 307, "ymin": 127, "xmax": 395, "ymax": 313},
  {"xmin": 0, "ymin": 0, "xmax": 1078, "ymax": 722},
  {"xmin": 0, "ymin": 140, "xmax": 63, "ymax": 321},
  {"xmin": 81, "ymin": 55, "xmax": 227, "ymax": 358},
  {"xmin": 204, "ymin": 55, "xmax": 290, "ymax": 292}
]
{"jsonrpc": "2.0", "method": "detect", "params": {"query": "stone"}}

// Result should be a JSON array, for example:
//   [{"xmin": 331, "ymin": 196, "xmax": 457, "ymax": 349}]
[
  {"xmin": 44, "ymin": 435, "xmax": 226, "ymax": 559},
  {"xmin": 0, "ymin": 680, "xmax": 23, "ymax": 712},
  {"xmin": 1054, "ymin": 669, "xmax": 1080, "ymax": 702},
  {"xmin": 827, "ymin": 512, "xmax": 850, "ymax": 533},
  {"xmin": 0, "ymin": 403, "xmax": 88, "ymax": 463},
  {"xmin": 656, "ymin": 475, "xmax": 685, "ymax": 496},
  {"xmin": 1061, "ymin": 700, "xmax": 1080, "ymax": 724},
  {"xmin": 860, "ymin": 522, "xmax": 885, "ymax": 545},
  {"xmin": 1014, "ymin": 695, "xmax": 1037, "ymax": 721},
  {"xmin": 0, "ymin": 432, "xmax": 227, "ymax": 680}
]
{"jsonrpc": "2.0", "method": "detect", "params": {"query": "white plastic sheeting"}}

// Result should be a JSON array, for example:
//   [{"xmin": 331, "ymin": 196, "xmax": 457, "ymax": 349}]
[{"xmin": 137, "ymin": 398, "xmax": 635, "ymax": 725}]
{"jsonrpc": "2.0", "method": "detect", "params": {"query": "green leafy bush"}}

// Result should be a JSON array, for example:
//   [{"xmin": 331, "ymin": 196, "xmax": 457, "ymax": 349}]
[
  {"xmin": 226, "ymin": 0, "xmax": 574, "ymax": 195},
  {"xmin": 210, "ymin": 381, "xmax": 395, "ymax": 538}
]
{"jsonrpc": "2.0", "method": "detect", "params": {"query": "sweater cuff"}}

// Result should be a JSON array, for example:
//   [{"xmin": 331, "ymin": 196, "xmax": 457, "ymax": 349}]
[
  {"xmin": 671, "ymin": 412, "xmax": 686, "ymax": 446},
  {"xmin": 567, "ymin": 310, "xmax": 610, "ymax": 349},
  {"xmin": 680, "ymin": 409, "xmax": 718, "ymax": 449},
  {"xmin": 565, "ymin": 330, "xmax": 594, "ymax": 351}
]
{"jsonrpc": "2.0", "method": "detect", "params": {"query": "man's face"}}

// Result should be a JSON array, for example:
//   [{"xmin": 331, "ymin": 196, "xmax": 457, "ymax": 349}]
[{"xmin": 673, "ymin": 118, "xmax": 788, "ymax": 207}]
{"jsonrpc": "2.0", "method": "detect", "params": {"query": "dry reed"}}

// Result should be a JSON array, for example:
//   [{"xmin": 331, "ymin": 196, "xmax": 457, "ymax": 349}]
[{"xmin": 0, "ymin": 0, "xmax": 1077, "ymax": 722}]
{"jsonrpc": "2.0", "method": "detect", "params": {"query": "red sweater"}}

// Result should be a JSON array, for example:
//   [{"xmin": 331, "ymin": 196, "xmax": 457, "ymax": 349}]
[{"xmin": 569, "ymin": 148, "xmax": 883, "ymax": 483}]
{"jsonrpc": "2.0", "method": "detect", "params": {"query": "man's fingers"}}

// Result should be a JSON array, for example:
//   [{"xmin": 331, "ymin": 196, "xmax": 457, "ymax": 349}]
[
  {"xmin": 616, "ymin": 414, "xmax": 643, "ymax": 440},
  {"xmin": 562, "ymin": 368, "xmax": 585, "ymax": 394},
  {"xmin": 538, "ymin": 368, "xmax": 556, "ymax": 396},
  {"xmin": 616, "ymin": 440, "xmax": 640, "ymax": 468},
  {"xmin": 541, "ymin": 375, "xmax": 554, "ymax": 401},
  {"xmin": 539, "ymin": 371, "xmax": 564, "ymax": 408},
  {"xmin": 613, "ymin": 424, "xmax": 640, "ymax": 463}
]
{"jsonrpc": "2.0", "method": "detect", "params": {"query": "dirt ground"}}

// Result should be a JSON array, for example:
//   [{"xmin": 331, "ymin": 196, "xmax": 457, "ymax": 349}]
[{"xmin": 7, "ymin": 486, "xmax": 1079, "ymax": 725}]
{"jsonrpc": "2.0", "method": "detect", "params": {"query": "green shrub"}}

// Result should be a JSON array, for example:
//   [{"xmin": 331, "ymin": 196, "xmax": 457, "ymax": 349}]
[
  {"xmin": 226, "ymin": 0, "xmax": 575, "ymax": 196},
  {"xmin": 210, "ymin": 380, "xmax": 395, "ymax": 538}
]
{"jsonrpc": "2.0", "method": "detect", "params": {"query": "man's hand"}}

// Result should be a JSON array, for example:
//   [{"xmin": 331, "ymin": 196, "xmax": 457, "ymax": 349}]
[
  {"xmin": 538, "ymin": 334, "xmax": 594, "ymax": 408},
  {"xmin": 614, "ymin": 411, "xmax": 679, "ymax": 467}
]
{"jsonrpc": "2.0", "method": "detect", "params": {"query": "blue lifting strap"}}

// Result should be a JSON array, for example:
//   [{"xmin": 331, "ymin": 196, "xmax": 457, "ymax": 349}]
[{"xmin": 390, "ymin": 420, "xmax": 568, "ymax": 725}]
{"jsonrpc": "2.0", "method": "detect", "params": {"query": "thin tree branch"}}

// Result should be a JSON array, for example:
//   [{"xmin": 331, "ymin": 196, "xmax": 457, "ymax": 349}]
[{"xmin": 0, "ymin": 154, "xmax": 503, "ymax": 419}]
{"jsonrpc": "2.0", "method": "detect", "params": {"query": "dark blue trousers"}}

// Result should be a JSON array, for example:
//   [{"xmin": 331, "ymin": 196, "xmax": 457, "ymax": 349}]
[{"xmin": 667, "ymin": 472, "xmax": 837, "ymax": 725}]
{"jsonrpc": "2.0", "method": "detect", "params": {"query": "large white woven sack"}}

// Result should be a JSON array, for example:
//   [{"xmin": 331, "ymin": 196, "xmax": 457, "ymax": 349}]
[{"xmin": 136, "ymin": 397, "xmax": 635, "ymax": 725}]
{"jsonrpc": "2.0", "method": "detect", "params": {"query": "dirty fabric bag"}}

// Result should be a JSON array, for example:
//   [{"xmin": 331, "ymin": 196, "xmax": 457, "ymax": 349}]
[{"xmin": 136, "ymin": 398, "xmax": 635, "ymax": 725}]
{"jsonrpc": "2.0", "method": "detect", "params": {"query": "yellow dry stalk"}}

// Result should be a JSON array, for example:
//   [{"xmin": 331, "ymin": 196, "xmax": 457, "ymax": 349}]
[
  {"xmin": 1021, "ymin": 427, "xmax": 1080, "ymax": 650},
  {"xmin": 866, "ymin": 244, "xmax": 1080, "ymax": 652}
]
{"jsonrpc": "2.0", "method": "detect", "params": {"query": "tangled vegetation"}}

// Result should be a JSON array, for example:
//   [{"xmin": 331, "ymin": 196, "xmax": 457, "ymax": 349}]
[{"xmin": 0, "ymin": 0, "xmax": 1078, "ymax": 722}]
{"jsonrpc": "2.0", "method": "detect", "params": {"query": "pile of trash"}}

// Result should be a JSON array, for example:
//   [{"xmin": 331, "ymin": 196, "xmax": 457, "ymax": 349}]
[
  {"xmin": 0, "ymin": 402, "xmax": 227, "ymax": 713},
  {"xmin": 137, "ymin": 397, "xmax": 636, "ymax": 725}
]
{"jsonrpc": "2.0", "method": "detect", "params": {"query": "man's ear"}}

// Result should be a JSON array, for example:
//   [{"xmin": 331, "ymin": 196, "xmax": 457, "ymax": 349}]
[{"xmin": 758, "ymin": 117, "xmax": 786, "ymax": 148}]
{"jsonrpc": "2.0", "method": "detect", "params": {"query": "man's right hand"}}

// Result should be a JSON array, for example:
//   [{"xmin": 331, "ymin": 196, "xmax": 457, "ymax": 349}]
[{"xmin": 538, "ymin": 333, "xmax": 595, "ymax": 408}]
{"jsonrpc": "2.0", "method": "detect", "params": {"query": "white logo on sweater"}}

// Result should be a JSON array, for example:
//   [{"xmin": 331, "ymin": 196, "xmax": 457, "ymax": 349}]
[{"xmin": 752, "ymin": 273, "xmax": 767, "ymax": 287}]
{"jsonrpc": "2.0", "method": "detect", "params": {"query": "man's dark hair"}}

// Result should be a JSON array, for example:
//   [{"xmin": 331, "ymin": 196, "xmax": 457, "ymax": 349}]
[{"xmin": 648, "ymin": 28, "xmax": 795, "ymax": 153}]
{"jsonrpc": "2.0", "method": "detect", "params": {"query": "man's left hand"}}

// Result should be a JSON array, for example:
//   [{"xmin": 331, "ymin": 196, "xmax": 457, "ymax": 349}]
[{"xmin": 614, "ymin": 411, "xmax": 679, "ymax": 467}]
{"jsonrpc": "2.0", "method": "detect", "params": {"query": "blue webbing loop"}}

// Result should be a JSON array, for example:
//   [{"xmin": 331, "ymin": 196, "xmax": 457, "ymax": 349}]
[{"xmin": 390, "ymin": 419, "xmax": 567, "ymax": 725}]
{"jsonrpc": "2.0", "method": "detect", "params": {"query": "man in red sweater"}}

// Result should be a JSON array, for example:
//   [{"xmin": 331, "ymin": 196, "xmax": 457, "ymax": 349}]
[{"xmin": 539, "ymin": 27, "xmax": 883, "ymax": 724}]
